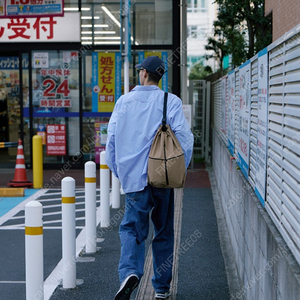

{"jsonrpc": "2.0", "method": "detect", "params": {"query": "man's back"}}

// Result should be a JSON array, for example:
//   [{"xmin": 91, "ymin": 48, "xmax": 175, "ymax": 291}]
[{"xmin": 106, "ymin": 85, "xmax": 193, "ymax": 193}]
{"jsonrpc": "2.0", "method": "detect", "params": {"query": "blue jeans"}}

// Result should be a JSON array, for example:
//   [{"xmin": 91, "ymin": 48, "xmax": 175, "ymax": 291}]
[{"xmin": 118, "ymin": 185, "xmax": 174, "ymax": 293}]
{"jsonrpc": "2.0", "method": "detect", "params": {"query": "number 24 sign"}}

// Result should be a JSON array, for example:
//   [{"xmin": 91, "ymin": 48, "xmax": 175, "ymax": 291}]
[
  {"xmin": 40, "ymin": 79, "xmax": 72, "ymax": 108},
  {"xmin": 43, "ymin": 79, "xmax": 70, "ymax": 97}
]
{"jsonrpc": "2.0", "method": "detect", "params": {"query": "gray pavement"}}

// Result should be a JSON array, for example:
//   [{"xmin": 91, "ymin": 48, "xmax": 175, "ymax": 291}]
[{"xmin": 0, "ymin": 165, "xmax": 239, "ymax": 300}]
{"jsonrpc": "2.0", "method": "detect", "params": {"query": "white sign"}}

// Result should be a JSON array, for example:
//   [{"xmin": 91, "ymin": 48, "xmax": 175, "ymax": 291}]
[
  {"xmin": 227, "ymin": 70, "xmax": 235, "ymax": 155},
  {"xmin": 33, "ymin": 52, "xmax": 48, "ymax": 68},
  {"xmin": 255, "ymin": 48, "xmax": 268, "ymax": 206},
  {"xmin": 0, "ymin": 12, "xmax": 80, "ymax": 42},
  {"xmin": 182, "ymin": 104, "xmax": 192, "ymax": 129},
  {"xmin": 238, "ymin": 60, "xmax": 251, "ymax": 179},
  {"xmin": 221, "ymin": 76, "xmax": 227, "ymax": 135}
]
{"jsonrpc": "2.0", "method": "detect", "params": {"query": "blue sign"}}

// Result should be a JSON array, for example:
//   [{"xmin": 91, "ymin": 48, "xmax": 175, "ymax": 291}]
[{"xmin": 0, "ymin": 57, "xmax": 29, "ymax": 70}]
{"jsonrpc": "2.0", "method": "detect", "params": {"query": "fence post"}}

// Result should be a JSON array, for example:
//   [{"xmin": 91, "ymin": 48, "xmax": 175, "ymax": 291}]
[
  {"xmin": 85, "ymin": 161, "xmax": 97, "ymax": 253},
  {"xmin": 100, "ymin": 151, "xmax": 110, "ymax": 227},
  {"xmin": 25, "ymin": 201, "xmax": 43, "ymax": 300},
  {"xmin": 61, "ymin": 176, "xmax": 76, "ymax": 289},
  {"xmin": 111, "ymin": 173, "xmax": 120, "ymax": 209}
]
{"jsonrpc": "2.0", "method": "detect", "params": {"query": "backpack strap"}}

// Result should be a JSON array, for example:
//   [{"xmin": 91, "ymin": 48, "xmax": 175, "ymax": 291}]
[{"xmin": 162, "ymin": 92, "xmax": 168, "ymax": 132}]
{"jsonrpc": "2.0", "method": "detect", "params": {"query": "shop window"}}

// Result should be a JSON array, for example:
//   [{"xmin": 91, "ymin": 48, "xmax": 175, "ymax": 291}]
[
  {"xmin": 31, "ymin": 50, "xmax": 80, "ymax": 164},
  {"xmin": 78, "ymin": 0, "xmax": 172, "ymax": 46},
  {"xmin": 81, "ymin": 49, "xmax": 173, "ymax": 163}
]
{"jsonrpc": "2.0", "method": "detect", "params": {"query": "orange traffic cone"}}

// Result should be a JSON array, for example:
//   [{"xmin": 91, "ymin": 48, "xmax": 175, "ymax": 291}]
[{"xmin": 7, "ymin": 140, "xmax": 33, "ymax": 188}]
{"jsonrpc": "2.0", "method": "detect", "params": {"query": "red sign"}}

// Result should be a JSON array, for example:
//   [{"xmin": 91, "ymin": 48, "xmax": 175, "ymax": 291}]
[
  {"xmin": 46, "ymin": 124, "xmax": 66, "ymax": 155},
  {"xmin": 38, "ymin": 68, "xmax": 74, "ymax": 109},
  {"xmin": 0, "ymin": 0, "xmax": 64, "ymax": 19}
]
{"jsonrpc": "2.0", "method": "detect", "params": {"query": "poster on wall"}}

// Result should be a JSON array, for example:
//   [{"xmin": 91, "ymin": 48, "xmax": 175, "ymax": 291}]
[
  {"xmin": 94, "ymin": 122, "xmax": 107, "ymax": 164},
  {"xmin": 33, "ymin": 51, "xmax": 79, "ymax": 113},
  {"xmin": 255, "ymin": 48, "xmax": 268, "ymax": 206},
  {"xmin": 221, "ymin": 75, "xmax": 227, "ymax": 136},
  {"xmin": 227, "ymin": 70, "xmax": 235, "ymax": 155},
  {"xmin": 0, "ymin": 0, "xmax": 64, "ymax": 18},
  {"xmin": 238, "ymin": 60, "xmax": 251, "ymax": 179},
  {"xmin": 33, "ymin": 52, "xmax": 49, "ymax": 68},
  {"xmin": 46, "ymin": 124, "xmax": 66, "ymax": 155},
  {"xmin": 138, "ymin": 51, "xmax": 168, "ymax": 92},
  {"xmin": 92, "ymin": 52, "xmax": 121, "ymax": 113}
]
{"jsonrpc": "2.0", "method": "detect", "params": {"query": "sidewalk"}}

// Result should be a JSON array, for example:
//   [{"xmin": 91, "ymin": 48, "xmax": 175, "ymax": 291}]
[
  {"xmin": 49, "ymin": 164, "xmax": 233, "ymax": 300},
  {"xmin": 0, "ymin": 164, "xmax": 238, "ymax": 299}
]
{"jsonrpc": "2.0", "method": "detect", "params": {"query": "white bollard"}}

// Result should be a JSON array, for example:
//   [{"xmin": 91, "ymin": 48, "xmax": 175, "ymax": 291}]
[
  {"xmin": 85, "ymin": 161, "xmax": 97, "ymax": 253},
  {"xmin": 100, "ymin": 151, "xmax": 110, "ymax": 227},
  {"xmin": 61, "ymin": 176, "xmax": 76, "ymax": 289},
  {"xmin": 25, "ymin": 201, "xmax": 44, "ymax": 300},
  {"xmin": 112, "ymin": 173, "xmax": 120, "ymax": 209}
]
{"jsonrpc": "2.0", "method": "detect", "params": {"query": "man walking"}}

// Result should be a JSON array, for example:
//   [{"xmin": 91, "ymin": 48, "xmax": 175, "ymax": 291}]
[{"xmin": 106, "ymin": 56, "xmax": 194, "ymax": 300}]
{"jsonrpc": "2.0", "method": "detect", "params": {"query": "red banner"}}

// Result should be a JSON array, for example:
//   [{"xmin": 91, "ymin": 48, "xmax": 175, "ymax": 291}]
[{"xmin": 46, "ymin": 124, "xmax": 66, "ymax": 155}]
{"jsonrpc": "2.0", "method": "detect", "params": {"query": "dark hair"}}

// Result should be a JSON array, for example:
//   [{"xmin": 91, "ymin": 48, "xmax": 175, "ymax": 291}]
[{"xmin": 147, "ymin": 71, "xmax": 162, "ymax": 84}]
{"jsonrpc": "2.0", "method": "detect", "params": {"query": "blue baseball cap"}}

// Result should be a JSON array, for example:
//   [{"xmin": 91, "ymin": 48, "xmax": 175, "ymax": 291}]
[{"xmin": 135, "ymin": 56, "xmax": 166, "ymax": 77}]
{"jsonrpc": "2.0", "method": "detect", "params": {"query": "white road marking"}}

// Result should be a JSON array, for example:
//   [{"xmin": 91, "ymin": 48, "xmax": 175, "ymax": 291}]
[{"xmin": 0, "ymin": 189, "xmax": 100, "ymax": 230}]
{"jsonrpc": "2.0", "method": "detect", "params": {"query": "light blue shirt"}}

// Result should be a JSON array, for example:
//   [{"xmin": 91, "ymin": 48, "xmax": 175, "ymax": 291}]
[{"xmin": 105, "ymin": 85, "xmax": 194, "ymax": 193}]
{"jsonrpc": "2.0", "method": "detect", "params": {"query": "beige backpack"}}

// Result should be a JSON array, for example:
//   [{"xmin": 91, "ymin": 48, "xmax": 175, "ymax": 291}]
[{"xmin": 147, "ymin": 92, "xmax": 186, "ymax": 188}]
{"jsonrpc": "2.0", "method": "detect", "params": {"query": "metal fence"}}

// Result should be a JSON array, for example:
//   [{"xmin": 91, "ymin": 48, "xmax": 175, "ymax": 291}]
[
  {"xmin": 211, "ymin": 24, "xmax": 300, "ymax": 265},
  {"xmin": 189, "ymin": 80, "xmax": 211, "ymax": 163}
]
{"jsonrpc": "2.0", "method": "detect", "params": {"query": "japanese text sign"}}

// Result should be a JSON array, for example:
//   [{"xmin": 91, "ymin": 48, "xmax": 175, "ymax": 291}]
[
  {"xmin": 92, "ymin": 52, "xmax": 121, "ymax": 113},
  {"xmin": 0, "ymin": 56, "xmax": 28, "ymax": 69},
  {"xmin": 255, "ymin": 48, "xmax": 268, "ymax": 206},
  {"xmin": 46, "ymin": 124, "xmax": 66, "ymax": 155},
  {"xmin": 35, "ymin": 52, "xmax": 78, "ymax": 111},
  {"xmin": 0, "ymin": 0, "xmax": 64, "ymax": 18},
  {"xmin": 0, "ymin": 12, "xmax": 80, "ymax": 42},
  {"xmin": 238, "ymin": 60, "xmax": 251, "ymax": 179}
]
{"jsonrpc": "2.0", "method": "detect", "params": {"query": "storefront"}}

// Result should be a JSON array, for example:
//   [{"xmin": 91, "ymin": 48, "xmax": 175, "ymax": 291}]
[{"xmin": 0, "ymin": 0, "xmax": 181, "ymax": 169}]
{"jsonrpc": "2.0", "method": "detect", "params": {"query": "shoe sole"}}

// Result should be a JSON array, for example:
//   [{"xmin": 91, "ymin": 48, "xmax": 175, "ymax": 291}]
[
  {"xmin": 114, "ymin": 276, "xmax": 139, "ymax": 300},
  {"xmin": 155, "ymin": 292, "xmax": 171, "ymax": 299}
]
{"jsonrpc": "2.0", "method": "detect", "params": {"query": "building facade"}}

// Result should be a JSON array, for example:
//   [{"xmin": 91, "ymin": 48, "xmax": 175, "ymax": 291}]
[
  {"xmin": 0, "ymin": 0, "xmax": 182, "ymax": 169},
  {"xmin": 265, "ymin": 0, "xmax": 300, "ymax": 41},
  {"xmin": 187, "ymin": 0, "xmax": 217, "ymax": 72}
]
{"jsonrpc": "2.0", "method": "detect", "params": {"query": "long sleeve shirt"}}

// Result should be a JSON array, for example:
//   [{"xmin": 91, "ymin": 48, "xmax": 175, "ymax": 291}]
[{"xmin": 105, "ymin": 85, "xmax": 194, "ymax": 193}]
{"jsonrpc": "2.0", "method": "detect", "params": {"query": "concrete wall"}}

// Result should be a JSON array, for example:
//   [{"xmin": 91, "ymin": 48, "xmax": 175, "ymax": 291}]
[{"xmin": 212, "ymin": 129, "xmax": 300, "ymax": 300}]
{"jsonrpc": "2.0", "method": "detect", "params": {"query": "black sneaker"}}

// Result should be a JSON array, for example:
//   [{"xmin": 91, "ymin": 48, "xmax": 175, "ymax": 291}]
[
  {"xmin": 155, "ymin": 290, "xmax": 171, "ymax": 299},
  {"xmin": 114, "ymin": 274, "xmax": 139, "ymax": 300}
]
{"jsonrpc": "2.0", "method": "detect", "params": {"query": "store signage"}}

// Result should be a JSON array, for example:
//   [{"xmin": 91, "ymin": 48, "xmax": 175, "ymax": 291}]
[
  {"xmin": 46, "ymin": 124, "xmax": 66, "ymax": 155},
  {"xmin": 34, "ymin": 52, "xmax": 78, "ymax": 111},
  {"xmin": 0, "ymin": 0, "xmax": 64, "ymax": 18},
  {"xmin": 138, "ymin": 51, "xmax": 168, "ymax": 92},
  {"xmin": 92, "ymin": 52, "xmax": 121, "ymax": 113},
  {"xmin": 0, "ymin": 56, "xmax": 29, "ymax": 69},
  {"xmin": 0, "ymin": 12, "xmax": 80, "ymax": 42},
  {"xmin": 39, "ymin": 71, "xmax": 72, "ymax": 108}
]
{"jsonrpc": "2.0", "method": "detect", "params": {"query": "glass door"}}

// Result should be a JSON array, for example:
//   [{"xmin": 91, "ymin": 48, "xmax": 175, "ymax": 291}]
[
  {"xmin": 0, "ymin": 53, "xmax": 25, "ymax": 167},
  {"xmin": 31, "ymin": 50, "xmax": 80, "ymax": 166}
]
